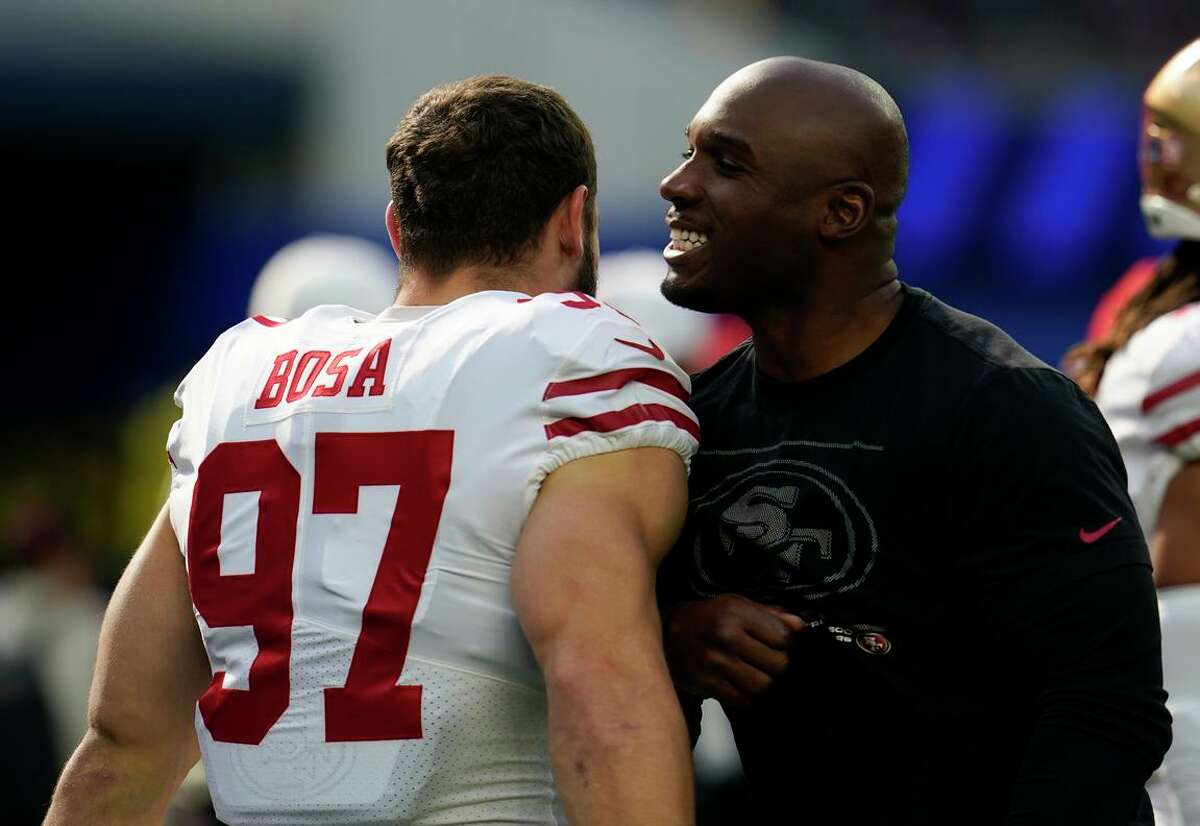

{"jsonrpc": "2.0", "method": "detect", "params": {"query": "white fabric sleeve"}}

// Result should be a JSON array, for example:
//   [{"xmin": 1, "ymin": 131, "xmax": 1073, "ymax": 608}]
[
  {"xmin": 1142, "ymin": 308, "xmax": 1200, "ymax": 462},
  {"xmin": 534, "ymin": 307, "xmax": 700, "ymax": 483}
]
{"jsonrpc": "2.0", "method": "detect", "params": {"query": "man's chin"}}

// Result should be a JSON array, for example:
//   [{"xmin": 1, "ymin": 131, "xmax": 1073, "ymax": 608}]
[{"xmin": 660, "ymin": 269, "xmax": 726, "ymax": 314}]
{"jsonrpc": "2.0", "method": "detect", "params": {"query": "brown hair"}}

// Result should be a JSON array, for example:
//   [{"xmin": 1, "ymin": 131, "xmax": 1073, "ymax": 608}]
[
  {"xmin": 386, "ymin": 75, "xmax": 597, "ymax": 279},
  {"xmin": 1067, "ymin": 241, "xmax": 1200, "ymax": 396}
]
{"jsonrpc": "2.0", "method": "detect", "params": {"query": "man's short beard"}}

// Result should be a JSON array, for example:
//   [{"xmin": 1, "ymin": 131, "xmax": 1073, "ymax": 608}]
[
  {"xmin": 660, "ymin": 268, "xmax": 725, "ymax": 315},
  {"xmin": 574, "ymin": 240, "xmax": 598, "ymax": 297}
]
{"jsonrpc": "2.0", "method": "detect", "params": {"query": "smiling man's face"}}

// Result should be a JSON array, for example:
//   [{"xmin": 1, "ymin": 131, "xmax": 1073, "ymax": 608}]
[{"xmin": 658, "ymin": 69, "xmax": 864, "ymax": 317}]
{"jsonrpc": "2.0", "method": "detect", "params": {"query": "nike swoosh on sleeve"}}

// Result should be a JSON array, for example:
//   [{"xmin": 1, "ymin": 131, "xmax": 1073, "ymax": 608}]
[
  {"xmin": 614, "ymin": 337, "xmax": 665, "ymax": 361},
  {"xmin": 1079, "ymin": 516, "xmax": 1122, "ymax": 544}
]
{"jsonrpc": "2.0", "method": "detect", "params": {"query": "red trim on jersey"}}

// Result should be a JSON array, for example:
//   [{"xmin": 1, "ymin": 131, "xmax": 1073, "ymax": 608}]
[
  {"xmin": 252, "ymin": 315, "xmax": 286, "ymax": 328},
  {"xmin": 605, "ymin": 302, "xmax": 641, "ymax": 324},
  {"xmin": 1154, "ymin": 415, "xmax": 1200, "ymax": 447},
  {"xmin": 545, "ymin": 403, "xmax": 699, "ymax": 441},
  {"xmin": 1142, "ymin": 370, "xmax": 1200, "ymax": 413},
  {"xmin": 543, "ymin": 368, "xmax": 690, "ymax": 404}
]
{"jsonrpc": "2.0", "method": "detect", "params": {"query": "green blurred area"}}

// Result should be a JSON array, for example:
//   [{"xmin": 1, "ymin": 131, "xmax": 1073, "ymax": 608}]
[{"xmin": 1, "ymin": 383, "xmax": 179, "ymax": 585}]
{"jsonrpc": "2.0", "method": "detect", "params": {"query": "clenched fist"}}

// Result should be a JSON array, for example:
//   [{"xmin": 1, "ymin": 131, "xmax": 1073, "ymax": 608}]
[{"xmin": 662, "ymin": 594, "xmax": 806, "ymax": 708}]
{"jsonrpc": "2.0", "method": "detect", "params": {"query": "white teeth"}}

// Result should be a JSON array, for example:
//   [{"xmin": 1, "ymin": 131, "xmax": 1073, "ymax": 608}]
[{"xmin": 667, "ymin": 227, "xmax": 708, "ymax": 250}]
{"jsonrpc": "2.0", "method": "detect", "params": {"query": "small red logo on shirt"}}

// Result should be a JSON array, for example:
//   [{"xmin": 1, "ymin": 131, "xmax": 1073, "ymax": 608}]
[
  {"xmin": 1079, "ymin": 516, "xmax": 1122, "ymax": 544},
  {"xmin": 856, "ymin": 632, "xmax": 892, "ymax": 656},
  {"xmin": 614, "ymin": 337, "xmax": 665, "ymax": 361}
]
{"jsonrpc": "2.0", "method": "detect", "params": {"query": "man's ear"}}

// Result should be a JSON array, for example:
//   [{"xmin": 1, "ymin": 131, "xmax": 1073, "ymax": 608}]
[
  {"xmin": 385, "ymin": 201, "xmax": 403, "ymax": 260},
  {"xmin": 819, "ymin": 182, "xmax": 874, "ymax": 240},
  {"xmin": 556, "ymin": 185, "xmax": 589, "ymax": 260}
]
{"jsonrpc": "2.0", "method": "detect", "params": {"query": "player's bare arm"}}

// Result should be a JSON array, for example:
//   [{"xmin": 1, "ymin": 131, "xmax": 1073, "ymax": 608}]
[
  {"xmin": 1150, "ymin": 462, "xmax": 1200, "ymax": 587},
  {"xmin": 514, "ymin": 446, "xmax": 695, "ymax": 826},
  {"xmin": 44, "ymin": 504, "xmax": 210, "ymax": 826}
]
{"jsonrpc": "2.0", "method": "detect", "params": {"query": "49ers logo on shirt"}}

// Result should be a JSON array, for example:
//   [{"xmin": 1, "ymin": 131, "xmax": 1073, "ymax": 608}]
[{"xmin": 248, "ymin": 339, "xmax": 392, "ymax": 422}]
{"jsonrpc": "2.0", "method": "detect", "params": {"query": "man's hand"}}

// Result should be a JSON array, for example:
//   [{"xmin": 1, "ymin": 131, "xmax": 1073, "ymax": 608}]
[{"xmin": 663, "ymin": 594, "xmax": 805, "ymax": 707}]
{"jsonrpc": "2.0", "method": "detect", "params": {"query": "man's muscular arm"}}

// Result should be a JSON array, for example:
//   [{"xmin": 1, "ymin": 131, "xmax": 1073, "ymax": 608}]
[
  {"xmin": 514, "ymin": 447, "xmax": 695, "ymax": 826},
  {"xmin": 44, "ymin": 504, "xmax": 210, "ymax": 826}
]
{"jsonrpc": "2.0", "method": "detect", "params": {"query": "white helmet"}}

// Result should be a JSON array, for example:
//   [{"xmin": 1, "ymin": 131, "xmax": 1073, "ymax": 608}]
[
  {"xmin": 1141, "ymin": 39, "xmax": 1200, "ymax": 241},
  {"xmin": 247, "ymin": 234, "xmax": 398, "ymax": 318}
]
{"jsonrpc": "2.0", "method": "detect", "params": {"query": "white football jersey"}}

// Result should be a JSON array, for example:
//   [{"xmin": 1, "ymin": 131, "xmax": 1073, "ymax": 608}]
[
  {"xmin": 165, "ymin": 290, "xmax": 699, "ymax": 825},
  {"xmin": 1095, "ymin": 301, "xmax": 1200, "ymax": 537},
  {"xmin": 1097, "ymin": 302, "xmax": 1200, "ymax": 826}
]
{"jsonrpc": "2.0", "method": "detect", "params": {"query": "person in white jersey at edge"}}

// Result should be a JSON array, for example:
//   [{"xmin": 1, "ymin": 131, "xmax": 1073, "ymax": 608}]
[
  {"xmin": 1069, "ymin": 39, "xmax": 1200, "ymax": 826},
  {"xmin": 44, "ymin": 75, "xmax": 698, "ymax": 826}
]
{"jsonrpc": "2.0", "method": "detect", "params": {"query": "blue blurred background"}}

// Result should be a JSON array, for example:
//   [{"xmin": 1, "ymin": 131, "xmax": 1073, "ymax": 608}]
[
  {"xmin": 1, "ymin": 0, "xmax": 1191, "ymax": 422},
  {"xmin": 0, "ymin": 1, "xmax": 1196, "ymax": 820}
]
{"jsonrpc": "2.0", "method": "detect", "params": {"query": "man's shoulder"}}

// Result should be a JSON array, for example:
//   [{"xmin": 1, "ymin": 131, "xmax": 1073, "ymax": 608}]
[
  {"xmin": 909, "ymin": 288, "xmax": 1049, "ymax": 374},
  {"xmin": 909, "ymin": 288, "xmax": 1087, "ymax": 409},
  {"xmin": 486, "ymin": 290, "xmax": 662, "ymax": 360},
  {"xmin": 1108, "ymin": 300, "xmax": 1200, "ymax": 390},
  {"xmin": 893, "ymin": 289, "xmax": 1105, "ymax": 452},
  {"xmin": 1099, "ymin": 301, "xmax": 1200, "ymax": 460}
]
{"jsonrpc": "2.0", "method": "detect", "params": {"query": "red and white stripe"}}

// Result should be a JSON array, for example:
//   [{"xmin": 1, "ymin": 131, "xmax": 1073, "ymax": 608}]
[
  {"xmin": 1142, "ymin": 368, "xmax": 1200, "ymax": 449},
  {"xmin": 1142, "ymin": 369, "xmax": 1200, "ymax": 413},
  {"xmin": 542, "ymin": 368, "xmax": 698, "ymax": 442},
  {"xmin": 1154, "ymin": 416, "xmax": 1200, "ymax": 448},
  {"xmin": 543, "ymin": 367, "xmax": 688, "ymax": 404}
]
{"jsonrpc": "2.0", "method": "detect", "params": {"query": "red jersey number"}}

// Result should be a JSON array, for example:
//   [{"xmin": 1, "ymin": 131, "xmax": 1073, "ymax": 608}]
[{"xmin": 186, "ymin": 431, "xmax": 453, "ymax": 746}]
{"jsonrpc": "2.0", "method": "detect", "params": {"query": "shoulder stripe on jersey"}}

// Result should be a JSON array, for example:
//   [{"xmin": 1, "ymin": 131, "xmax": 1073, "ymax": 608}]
[
  {"xmin": 1154, "ymin": 415, "xmax": 1200, "ymax": 447},
  {"xmin": 1143, "ymin": 369, "xmax": 1200, "ymax": 413},
  {"xmin": 251, "ymin": 314, "xmax": 286, "ymax": 328},
  {"xmin": 543, "ymin": 368, "xmax": 689, "ymax": 404},
  {"xmin": 545, "ymin": 403, "xmax": 700, "ymax": 442}
]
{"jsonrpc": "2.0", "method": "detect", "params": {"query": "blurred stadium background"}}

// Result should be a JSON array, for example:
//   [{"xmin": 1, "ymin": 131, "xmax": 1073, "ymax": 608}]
[{"xmin": 0, "ymin": 1, "xmax": 1195, "ymax": 823}]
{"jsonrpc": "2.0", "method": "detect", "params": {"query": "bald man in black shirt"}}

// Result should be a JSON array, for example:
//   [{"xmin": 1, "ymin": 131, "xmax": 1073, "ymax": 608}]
[{"xmin": 657, "ymin": 57, "xmax": 1171, "ymax": 825}]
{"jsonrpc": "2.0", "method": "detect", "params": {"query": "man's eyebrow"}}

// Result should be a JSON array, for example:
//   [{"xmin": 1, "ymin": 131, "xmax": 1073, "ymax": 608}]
[
  {"xmin": 688, "ymin": 126, "xmax": 755, "ymax": 161},
  {"xmin": 708, "ymin": 130, "xmax": 754, "ymax": 157}
]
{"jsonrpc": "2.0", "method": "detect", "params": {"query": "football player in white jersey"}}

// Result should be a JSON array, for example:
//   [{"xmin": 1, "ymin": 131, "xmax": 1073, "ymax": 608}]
[
  {"xmin": 1069, "ymin": 39, "xmax": 1200, "ymax": 826},
  {"xmin": 45, "ymin": 76, "xmax": 697, "ymax": 826}
]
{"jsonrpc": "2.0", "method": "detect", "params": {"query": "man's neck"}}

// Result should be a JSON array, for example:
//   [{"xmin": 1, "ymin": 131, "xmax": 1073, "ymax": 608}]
[
  {"xmin": 748, "ymin": 265, "xmax": 903, "ymax": 383},
  {"xmin": 392, "ymin": 265, "xmax": 536, "ymax": 308}
]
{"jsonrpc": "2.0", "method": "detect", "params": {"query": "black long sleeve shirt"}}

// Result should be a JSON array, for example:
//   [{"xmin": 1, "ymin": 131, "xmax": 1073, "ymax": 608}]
[{"xmin": 660, "ymin": 285, "xmax": 1171, "ymax": 825}]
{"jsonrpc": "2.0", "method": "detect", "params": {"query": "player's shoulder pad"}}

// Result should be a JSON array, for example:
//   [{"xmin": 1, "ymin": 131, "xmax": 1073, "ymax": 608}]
[
  {"xmin": 1128, "ymin": 302, "xmax": 1200, "ymax": 457},
  {"xmin": 1136, "ymin": 302, "xmax": 1200, "ymax": 396},
  {"xmin": 173, "ymin": 312, "xmax": 303, "ymax": 408},
  {"xmin": 187, "ymin": 305, "xmax": 369, "ymax": 378},
  {"xmin": 515, "ymin": 291, "xmax": 686, "ymax": 374},
  {"xmin": 527, "ymin": 292, "xmax": 699, "ymax": 480}
]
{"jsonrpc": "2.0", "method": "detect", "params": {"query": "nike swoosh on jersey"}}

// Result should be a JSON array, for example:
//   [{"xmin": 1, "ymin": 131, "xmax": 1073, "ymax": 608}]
[
  {"xmin": 1079, "ymin": 516, "xmax": 1122, "ymax": 544},
  {"xmin": 614, "ymin": 337, "xmax": 665, "ymax": 361}
]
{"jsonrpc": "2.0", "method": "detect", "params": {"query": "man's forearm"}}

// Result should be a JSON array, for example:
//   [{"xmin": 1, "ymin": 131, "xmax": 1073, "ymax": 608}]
[
  {"xmin": 1000, "ymin": 565, "xmax": 1171, "ymax": 825},
  {"xmin": 1005, "ymin": 724, "xmax": 1156, "ymax": 825},
  {"xmin": 545, "ymin": 651, "xmax": 694, "ymax": 826},
  {"xmin": 44, "ymin": 726, "xmax": 196, "ymax": 826}
]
